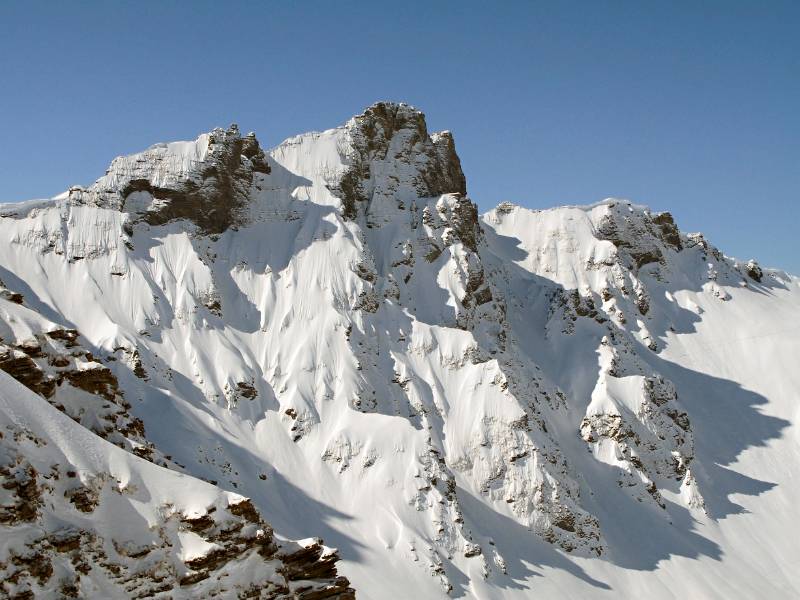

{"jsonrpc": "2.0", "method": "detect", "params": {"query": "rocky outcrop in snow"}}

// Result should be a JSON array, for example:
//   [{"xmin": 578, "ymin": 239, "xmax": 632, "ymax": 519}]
[
  {"xmin": 0, "ymin": 372, "xmax": 354, "ymax": 599},
  {"xmin": 326, "ymin": 102, "xmax": 466, "ymax": 221},
  {"xmin": 0, "ymin": 283, "xmax": 165, "ymax": 465},
  {"xmin": 69, "ymin": 124, "xmax": 269, "ymax": 233}
]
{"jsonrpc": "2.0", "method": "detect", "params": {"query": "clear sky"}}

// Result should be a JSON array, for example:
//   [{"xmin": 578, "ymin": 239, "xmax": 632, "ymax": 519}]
[{"xmin": 1, "ymin": 1, "xmax": 798, "ymax": 273}]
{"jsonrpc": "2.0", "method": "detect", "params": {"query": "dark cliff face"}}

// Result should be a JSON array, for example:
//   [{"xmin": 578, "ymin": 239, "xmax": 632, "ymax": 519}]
[
  {"xmin": 71, "ymin": 125, "xmax": 270, "ymax": 235},
  {"xmin": 330, "ymin": 102, "xmax": 467, "ymax": 220},
  {"xmin": 123, "ymin": 127, "xmax": 269, "ymax": 234},
  {"xmin": 121, "ymin": 126, "xmax": 270, "ymax": 233},
  {"xmin": 128, "ymin": 126, "xmax": 270, "ymax": 234},
  {"xmin": 353, "ymin": 101, "xmax": 467, "ymax": 198},
  {"xmin": 429, "ymin": 130, "xmax": 467, "ymax": 198}
]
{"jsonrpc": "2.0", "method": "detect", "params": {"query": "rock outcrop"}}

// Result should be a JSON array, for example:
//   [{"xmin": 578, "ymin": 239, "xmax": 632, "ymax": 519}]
[
  {"xmin": 0, "ymin": 285, "xmax": 167, "ymax": 465},
  {"xmin": 0, "ymin": 372, "xmax": 354, "ymax": 600},
  {"xmin": 69, "ymin": 124, "xmax": 269, "ymax": 233},
  {"xmin": 327, "ymin": 102, "xmax": 466, "ymax": 221}
]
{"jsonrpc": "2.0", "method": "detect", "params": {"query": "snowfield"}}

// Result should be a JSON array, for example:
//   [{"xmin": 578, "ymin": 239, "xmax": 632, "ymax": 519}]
[{"xmin": 0, "ymin": 102, "xmax": 798, "ymax": 599}]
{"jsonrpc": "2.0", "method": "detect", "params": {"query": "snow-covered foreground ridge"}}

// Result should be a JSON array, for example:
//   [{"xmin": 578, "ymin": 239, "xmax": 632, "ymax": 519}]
[{"xmin": 0, "ymin": 101, "xmax": 798, "ymax": 599}]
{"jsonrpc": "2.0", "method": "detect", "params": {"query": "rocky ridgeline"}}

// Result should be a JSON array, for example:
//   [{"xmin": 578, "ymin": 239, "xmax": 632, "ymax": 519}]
[
  {"xmin": 579, "ymin": 206, "xmax": 716, "ymax": 510},
  {"xmin": 280, "ymin": 103, "xmax": 606, "ymax": 563},
  {"xmin": 68, "ymin": 124, "xmax": 270, "ymax": 234}
]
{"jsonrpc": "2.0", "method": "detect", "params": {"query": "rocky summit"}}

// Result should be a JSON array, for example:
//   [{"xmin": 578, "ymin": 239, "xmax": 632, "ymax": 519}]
[{"xmin": 0, "ymin": 102, "xmax": 798, "ymax": 599}]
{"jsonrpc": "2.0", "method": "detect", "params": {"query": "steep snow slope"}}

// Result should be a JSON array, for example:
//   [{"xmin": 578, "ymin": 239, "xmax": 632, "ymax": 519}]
[
  {"xmin": 480, "ymin": 201, "xmax": 800, "ymax": 597},
  {"xmin": 0, "ymin": 369, "xmax": 354, "ymax": 598},
  {"xmin": 0, "ymin": 102, "xmax": 798, "ymax": 598}
]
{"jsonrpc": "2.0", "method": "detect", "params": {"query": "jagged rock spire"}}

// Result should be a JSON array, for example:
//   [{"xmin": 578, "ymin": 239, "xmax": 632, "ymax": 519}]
[{"xmin": 330, "ymin": 101, "xmax": 467, "ymax": 219}]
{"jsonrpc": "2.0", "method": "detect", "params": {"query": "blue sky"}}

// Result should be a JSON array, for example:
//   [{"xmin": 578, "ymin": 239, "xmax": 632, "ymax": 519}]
[{"xmin": 1, "ymin": 1, "xmax": 798, "ymax": 272}]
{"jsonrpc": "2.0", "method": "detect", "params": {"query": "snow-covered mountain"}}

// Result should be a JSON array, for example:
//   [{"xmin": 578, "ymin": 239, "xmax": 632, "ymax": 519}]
[{"xmin": 1, "ymin": 102, "xmax": 798, "ymax": 599}]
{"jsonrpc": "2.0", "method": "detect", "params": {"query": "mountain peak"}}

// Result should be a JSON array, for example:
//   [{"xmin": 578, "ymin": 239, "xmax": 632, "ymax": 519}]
[
  {"xmin": 331, "ymin": 101, "xmax": 467, "ymax": 220},
  {"xmin": 67, "ymin": 123, "xmax": 270, "ymax": 233}
]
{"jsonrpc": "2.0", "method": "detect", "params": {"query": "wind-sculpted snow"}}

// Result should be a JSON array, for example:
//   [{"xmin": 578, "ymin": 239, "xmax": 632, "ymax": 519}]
[{"xmin": 0, "ymin": 102, "xmax": 798, "ymax": 598}]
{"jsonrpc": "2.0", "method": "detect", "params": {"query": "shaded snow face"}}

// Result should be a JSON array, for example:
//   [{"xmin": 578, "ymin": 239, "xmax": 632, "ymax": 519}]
[{"xmin": 0, "ymin": 102, "xmax": 799, "ymax": 599}]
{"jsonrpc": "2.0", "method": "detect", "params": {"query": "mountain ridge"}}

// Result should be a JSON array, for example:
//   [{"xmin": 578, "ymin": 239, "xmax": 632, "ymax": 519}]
[{"xmin": 0, "ymin": 102, "xmax": 798, "ymax": 598}]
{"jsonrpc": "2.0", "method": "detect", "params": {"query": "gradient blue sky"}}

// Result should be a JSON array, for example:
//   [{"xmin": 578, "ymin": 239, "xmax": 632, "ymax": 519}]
[{"xmin": 2, "ymin": 1, "xmax": 798, "ymax": 272}]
